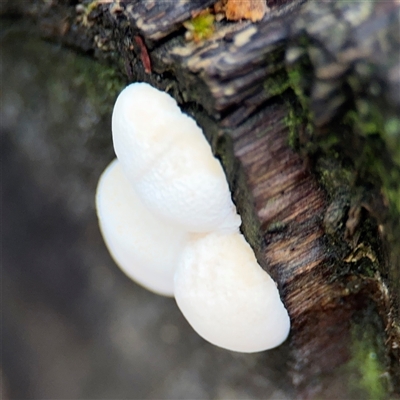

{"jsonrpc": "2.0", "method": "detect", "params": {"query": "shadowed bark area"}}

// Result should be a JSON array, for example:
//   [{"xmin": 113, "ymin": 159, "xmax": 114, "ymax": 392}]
[{"xmin": 2, "ymin": 0, "xmax": 399, "ymax": 398}]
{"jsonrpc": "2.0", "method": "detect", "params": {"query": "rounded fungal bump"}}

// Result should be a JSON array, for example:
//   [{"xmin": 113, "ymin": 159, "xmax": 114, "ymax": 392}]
[
  {"xmin": 174, "ymin": 231, "xmax": 291, "ymax": 352},
  {"xmin": 111, "ymin": 82, "xmax": 241, "ymax": 233},
  {"xmin": 96, "ymin": 159, "xmax": 188, "ymax": 296}
]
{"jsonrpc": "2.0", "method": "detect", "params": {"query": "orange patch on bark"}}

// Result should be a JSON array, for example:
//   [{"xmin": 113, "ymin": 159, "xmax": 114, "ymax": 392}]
[{"xmin": 225, "ymin": 0, "xmax": 267, "ymax": 22}]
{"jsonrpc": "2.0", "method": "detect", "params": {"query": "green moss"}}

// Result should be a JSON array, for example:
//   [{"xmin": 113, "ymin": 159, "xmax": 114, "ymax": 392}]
[
  {"xmin": 284, "ymin": 42, "xmax": 400, "ymax": 228},
  {"xmin": 284, "ymin": 58, "xmax": 315, "ymax": 150},
  {"xmin": 43, "ymin": 46, "xmax": 125, "ymax": 119},
  {"xmin": 287, "ymin": 68, "xmax": 304, "ymax": 103},
  {"xmin": 344, "ymin": 99, "xmax": 384, "ymax": 136},
  {"xmin": 72, "ymin": 58, "xmax": 125, "ymax": 115},
  {"xmin": 286, "ymin": 57, "xmax": 313, "ymax": 113},
  {"xmin": 183, "ymin": 11, "xmax": 215, "ymax": 42},
  {"xmin": 285, "ymin": 106, "xmax": 301, "ymax": 149},
  {"xmin": 347, "ymin": 316, "xmax": 389, "ymax": 400},
  {"xmin": 263, "ymin": 71, "xmax": 290, "ymax": 98},
  {"xmin": 283, "ymin": 100, "xmax": 314, "ymax": 150},
  {"xmin": 344, "ymin": 96, "xmax": 400, "ymax": 166},
  {"xmin": 283, "ymin": 101, "xmax": 302, "ymax": 148},
  {"xmin": 344, "ymin": 103, "xmax": 400, "ymax": 221}
]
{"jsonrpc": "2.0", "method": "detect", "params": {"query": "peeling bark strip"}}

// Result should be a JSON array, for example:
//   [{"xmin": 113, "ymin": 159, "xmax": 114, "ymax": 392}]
[{"xmin": 4, "ymin": 0, "xmax": 399, "ymax": 397}]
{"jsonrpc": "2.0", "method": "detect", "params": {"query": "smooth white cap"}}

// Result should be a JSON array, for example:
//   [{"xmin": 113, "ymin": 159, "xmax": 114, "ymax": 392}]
[
  {"xmin": 96, "ymin": 159, "xmax": 188, "ymax": 296},
  {"xmin": 174, "ymin": 232, "xmax": 291, "ymax": 352},
  {"xmin": 112, "ymin": 82, "xmax": 241, "ymax": 233}
]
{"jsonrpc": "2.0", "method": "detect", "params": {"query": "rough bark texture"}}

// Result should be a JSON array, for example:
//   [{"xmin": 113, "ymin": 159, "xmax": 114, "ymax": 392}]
[{"xmin": 2, "ymin": 0, "xmax": 399, "ymax": 398}]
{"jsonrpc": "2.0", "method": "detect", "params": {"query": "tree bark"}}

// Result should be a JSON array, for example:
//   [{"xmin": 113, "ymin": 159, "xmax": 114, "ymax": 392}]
[{"xmin": 2, "ymin": 0, "xmax": 399, "ymax": 398}]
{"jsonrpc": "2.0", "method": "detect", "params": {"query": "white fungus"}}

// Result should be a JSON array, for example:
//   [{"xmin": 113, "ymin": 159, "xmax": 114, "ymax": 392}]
[
  {"xmin": 111, "ymin": 83, "xmax": 240, "ymax": 233},
  {"xmin": 96, "ymin": 82, "xmax": 291, "ymax": 352},
  {"xmin": 174, "ymin": 232, "xmax": 291, "ymax": 353},
  {"xmin": 96, "ymin": 158, "xmax": 187, "ymax": 296}
]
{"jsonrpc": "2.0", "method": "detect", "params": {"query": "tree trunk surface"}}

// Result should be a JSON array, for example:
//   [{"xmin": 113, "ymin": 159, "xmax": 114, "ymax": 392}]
[{"xmin": 2, "ymin": 1, "xmax": 399, "ymax": 399}]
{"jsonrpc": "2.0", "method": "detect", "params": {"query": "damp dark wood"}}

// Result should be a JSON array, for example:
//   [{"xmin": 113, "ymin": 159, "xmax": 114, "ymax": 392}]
[{"xmin": 2, "ymin": 0, "xmax": 399, "ymax": 398}]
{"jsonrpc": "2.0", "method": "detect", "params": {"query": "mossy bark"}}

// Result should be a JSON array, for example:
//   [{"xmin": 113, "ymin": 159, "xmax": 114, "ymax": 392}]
[{"xmin": 2, "ymin": 0, "xmax": 399, "ymax": 398}]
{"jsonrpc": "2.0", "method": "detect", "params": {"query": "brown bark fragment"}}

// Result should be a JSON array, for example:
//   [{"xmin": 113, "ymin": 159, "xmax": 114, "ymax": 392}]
[{"xmin": 225, "ymin": 0, "xmax": 268, "ymax": 22}]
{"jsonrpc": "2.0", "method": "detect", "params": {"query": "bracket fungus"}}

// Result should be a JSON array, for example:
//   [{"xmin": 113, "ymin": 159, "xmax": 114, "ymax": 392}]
[{"xmin": 96, "ymin": 82, "xmax": 291, "ymax": 352}]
